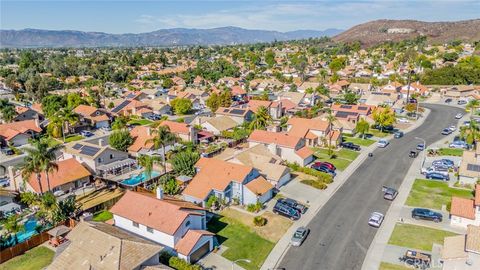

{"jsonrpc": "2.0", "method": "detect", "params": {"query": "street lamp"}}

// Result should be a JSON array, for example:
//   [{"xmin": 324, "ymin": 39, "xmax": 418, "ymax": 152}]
[
  {"xmin": 415, "ymin": 137, "xmax": 426, "ymax": 168},
  {"xmin": 232, "ymin": 259, "xmax": 251, "ymax": 270}
]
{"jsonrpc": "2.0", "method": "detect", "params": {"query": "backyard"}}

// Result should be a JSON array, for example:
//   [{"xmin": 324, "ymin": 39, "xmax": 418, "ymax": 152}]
[
  {"xmin": 388, "ymin": 223, "xmax": 457, "ymax": 251},
  {"xmin": 406, "ymin": 179, "xmax": 474, "ymax": 210},
  {"xmin": 207, "ymin": 211, "xmax": 276, "ymax": 270},
  {"xmin": 92, "ymin": 210, "xmax": 113, "ymax": 222},
  {"xmin": 0, "ymin": 246, "xmax": 54, "ymax": 270},
  {"xmin": 313, "ymin": 148, "xmax": 360, "ymax": 171}
]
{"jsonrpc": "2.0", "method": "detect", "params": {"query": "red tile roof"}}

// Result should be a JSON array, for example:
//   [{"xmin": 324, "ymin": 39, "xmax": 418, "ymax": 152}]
[
  {"xmin": 475, "ymin": 185, "xmax": 480, "ymax": 206},
  {"xmin": 249, "ymin": 130, "xmax": 301, "ymax": 149},
  {"xmin": 287, "ymin": 117, "xmax": 329, "ymax": 138},
  {"xmin": 0, "ymin": 120, "xmax": 42, "ymax": 141},
  {"xmin": 245, "ymin": 176, "xmax": 273, "ymax": 195},
  {"xmin": 160, "ymin": 120, "xmax": 190, "ymax": 135},
  {"xmin": 295, "ymin": 147, "xmax": 314, "ymax": 159},
  {"xmin": 128, "ymin": 126, "xmax": 155, "ymax": 153},
  {"xmin": 247, "ymin": 100, "xmax": 272, "ymax": 113},
  {"xmin": 175, "ymin": 230, "xmax": 214, "ymax": 255},
  {"xmin": 451, "ymin": 197, "xmax": 476, "ymax": 220}
]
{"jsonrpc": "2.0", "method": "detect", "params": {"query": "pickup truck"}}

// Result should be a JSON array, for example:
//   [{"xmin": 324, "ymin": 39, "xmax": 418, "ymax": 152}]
[{"xmin": 339, "ymin": 142, "xmax": 361, "ymax": 151}]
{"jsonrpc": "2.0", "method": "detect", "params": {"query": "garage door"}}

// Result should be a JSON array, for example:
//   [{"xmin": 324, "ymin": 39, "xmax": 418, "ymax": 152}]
[{"xmin": 190, "ymin": 241, "xmax": 210, "ymax": 263}]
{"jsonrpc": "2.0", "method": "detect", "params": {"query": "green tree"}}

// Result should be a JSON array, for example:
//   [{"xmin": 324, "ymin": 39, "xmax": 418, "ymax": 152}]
[
  {"xmin": 111, "ymin": 116, "xmax": 129, "ymax": 130},
  {"xmin": 171, "ymin": 150, "xmax": 200, "ymax": 176},
  {"xmin": 460, "ymin": 120, "xmax": 480, "ymax": 149},
  {"xmin": 54, "ymin": 196, "xmax": 80, "ymax": 223},
  {"xmin": 355, "ymin": 118, "xmax": 369, "ymax": 139},
  {"xmin": 108, "ymin": 129, "xmax": 133, "ymax": 151},
  {"xmin": 171, "ymin": 98, "xmax": 192, "ymax": 115},
  {"xmin": 343, "ymin": 91, "xmax": 359, "ymax": 104},
  {"xmin": 205, "ymin": 92, "xmax": 221, "ymax": 112},
  {"xmin": 466, "ymin": 99, "xmax": 480, "ymax": 117},
  {"xmin": 146, "ymin": 126, "xmax": 176, "ymax": 173},
  {"xmin": 137, "ymin": 155, "xmax": 160, "ymax": 188},
  {"xmin": 326, "ymin": 111, "xmax": 337, "ymax": 156},
  {"xmin": 250, "ymin": 106, "xmax": 271, "ymax": 130},
  {"xmin": 0, "ymin": 100, "xmax": 15, "ymax": 123},
  {"xmin": 4, "ymin": 215, "xmax": 24, "ymax": 244},
  {"xmin": 265, "ymin": 50, "xmax": 276, "ymax": 68},
  {"xmin": 372, "ymin": 106, "xmax": 396, "ymax": 132}
]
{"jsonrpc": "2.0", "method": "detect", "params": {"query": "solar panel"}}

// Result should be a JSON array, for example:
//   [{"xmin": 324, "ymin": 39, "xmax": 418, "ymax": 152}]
[
  {"xmin": 358, "ymin": 106, "xmax": 368, "ymax": 110},
  {"xmin": 126, "ymin": 93, "xmax": 136, "ymax": 99},
  {"xmin": 223, "ymin": 109, "xmax": 229, "ymax": 112},
  {"xmin": 467, "ymin": 164, "xmax": 480, "ymax": 172},
  {"xmin": 340, "ymin": 105, "xmax": 352, "ymax": 109},
  {"xmin": 230, "ymin": 109, "xmax": 245, "ymax": 115},
  {"xmin": 112, "ymin": 100, "xmax": 130, "ymax": 113},
  {"xmin": 79, "ymin": 145, "xmax": 100, "ymax": 156},
  {"xmin": 335, "ymin": 111, "xmax": 357, "ymax": 118},
  {"xmin": 72, "ymin": 144, "xmax": 83, "ymax": 150}
]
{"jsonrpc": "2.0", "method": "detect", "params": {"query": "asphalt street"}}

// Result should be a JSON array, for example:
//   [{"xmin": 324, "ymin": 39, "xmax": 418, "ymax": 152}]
[{"xmin": 278, "ymin": 104, "xmax": 464, "ymax": 270}]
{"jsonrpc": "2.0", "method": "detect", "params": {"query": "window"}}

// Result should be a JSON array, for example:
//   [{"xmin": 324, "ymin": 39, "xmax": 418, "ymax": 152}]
[
  {"xmin": 98, "ymin": 158, "xmax": 103, "ymax": 163},
  {"xmin": 185, "ymin": 221, "xmax": 190, "ymax": 227},
  {"xmin": 110, "ymin": 154, "xmax": 114, "ymax": 159},
  {"xmin": 132, "ymin": 221, "xmax": 139, "ymax": 228},
  {"xmin": 147, "ymin": 227, "xmax": 153, "ymax": 233}
]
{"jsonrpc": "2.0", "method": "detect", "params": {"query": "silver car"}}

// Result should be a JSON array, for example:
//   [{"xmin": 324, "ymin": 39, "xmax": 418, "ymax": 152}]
[
  {"xmin": 291, "ymin": 227, "xmax": 310, "ymax": 247},
  {"xmin": 368, "ymin": 212, "xmax": 384, "ymax": 228}
]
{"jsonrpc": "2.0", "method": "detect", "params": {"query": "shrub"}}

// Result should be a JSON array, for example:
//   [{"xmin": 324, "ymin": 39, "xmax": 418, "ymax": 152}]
[
  {"xmin": 301, "ymin": 179, "xmax": 327, "ymax": 189},
  {"xmin": 206, "ymin": 195, "xmax": 218, "ymax": 209},
  {"xmin": 168, "ymin": 256, "xmax": 202, "ymax": 270},
  {"xmin": 246, "ymin": 201, "xmax": 263, "ymax": 213},
  {"xmin": 253, "ymin": 216, "xmax": 267, "ymax": 227}
]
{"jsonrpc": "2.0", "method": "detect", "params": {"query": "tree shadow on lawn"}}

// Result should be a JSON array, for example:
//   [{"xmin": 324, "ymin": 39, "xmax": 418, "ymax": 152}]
[{"xmin": 207, "ymin": 214, "xmax": 229, "ymax": 245}]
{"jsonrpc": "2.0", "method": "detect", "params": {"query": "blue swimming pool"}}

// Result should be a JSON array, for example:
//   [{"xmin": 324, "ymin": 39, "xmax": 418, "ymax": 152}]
[{"xmin": 120, "ymin": 171, "xmax": 161, "ymax": 186}]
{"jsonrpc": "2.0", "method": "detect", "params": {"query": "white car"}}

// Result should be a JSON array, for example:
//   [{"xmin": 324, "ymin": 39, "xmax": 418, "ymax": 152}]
[
  {"xmin": 455, "ymin": 113, "xmax": 464, "ymax": 119},
  {"xmin": 448, "ymin": 126, "xmax": 457, "ymax": 132},
  {"xmin": 421, "ymin": 166, "xmax": 449, "ymax": 176},
  {"xmin": 377, "ymin": 139, "xmax": 389, "ymax": 148},
  {"xmin": 398, "ymin": 118, "xmax": 410, "ymax": 123},
  {"xmin": 368, "ymin": 212, "xmax": 384, "ymax": 228}
]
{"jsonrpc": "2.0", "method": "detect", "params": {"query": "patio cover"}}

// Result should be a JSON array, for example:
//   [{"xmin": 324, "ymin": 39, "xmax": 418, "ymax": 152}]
[
  {"xmin": 97, "ymin": 158, "xmax": 136, "ymax": 171},
  {"xmin": 48, "ymin": 225, "xmax": 71, "ymax": 237}
]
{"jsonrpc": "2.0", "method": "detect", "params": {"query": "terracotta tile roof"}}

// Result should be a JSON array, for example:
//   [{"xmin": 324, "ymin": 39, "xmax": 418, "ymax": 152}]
[
  {"xmin": 245, "ymin": 176, "xmax": 273, "ymax": 196},
  {"xmin": 287, "ymin": 117, "xmax": 329, "ymax": 138},
  {"xmin": 27, "ymin": 158, "xmax": 91, "ymax": 193},
  {"xmin": 175, "ymin": 230, "xmax": 214, "ymax": 255},
  {"xmin": 475, "ymin": 185, "xmax": 480, "ymax": 206},
  {"xmin": 111, "ymin": 191, "xmax": 198, "ymax": 235},
  {"xmin": 0, "ymin": 120, "xmax": 42, "ymax": 141},
  {"xmin": 295, "ymin": 147, "xmax": 314, "ymax": 159},
  {"xmin": 450, "ymin": 197, "xmax": 476, "ymax": 220},
  {"xmin": 249, "ymin": 130, "xmax": 301, "ymax": 149},
  {"xmin": 74, "ymin": 104, "xmax": 98, "ymax": 116},
  {"xmin": 128, "ymin": 126, "xmax": 155, "ymax": 152},
  {"xmin": 247, "ymin": 100, "xmax": 272, "ymax": 113},
  {"xmin": 182, "ymin": 158, "xmax": 253, "ymax": 200},
  {"xmin": 30, "ymin": 103, "xmax": 43, "ymax": 114},
  {"xmin": 272, "ymin": 99, "xmax": 297, "ymax": 111},
  {"xmin": 231, "ymin": 85, "xmax": 246, "ymax": 96},
  {"xmin": 466, "ymin": 225, "xmax": 480, "ymax": 253},
  {"xmin": 160, "ymin": 120, "xmax": 190, "ymax": 135},
  {"xmin": 441, "ymin": 235, "xmax": 468, "ymax": 260},
  {"xmin": 15, "ymin": 106, "xmax": 29, "ymax": 114}
]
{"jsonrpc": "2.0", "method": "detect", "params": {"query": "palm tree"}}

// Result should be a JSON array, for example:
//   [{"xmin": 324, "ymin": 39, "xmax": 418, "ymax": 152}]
[
  {"xmin": 326, "ymin": 111, "xmax": 337, "ymax": 156},
  {"xmin": 461, "ymin": 120, "xmax": 480, "ymax": 149},
  {"xmin": 4, "ymin": 215, "xmax": 24, "ymax": 244},
  {"xmin": 21, "ymin": 149, "xmax": 45, "ymax": 194},
  {"xmin": 467, "ymin": 99, "xmax": 480, "ymax": 117},
  {"xmin": 146, "ymin": 126, "xmax": 176, "ymax": 173},
  {"xmin": 137, "ymin": 155, "xmax": 160, "ymax": 188},
  {"xmin": 250, "ymin": 106, "xmax": 271, "ymax": 130},
  {"xmin": 57, "ymin": 109, "xmax": 79, "ymax": 141}
]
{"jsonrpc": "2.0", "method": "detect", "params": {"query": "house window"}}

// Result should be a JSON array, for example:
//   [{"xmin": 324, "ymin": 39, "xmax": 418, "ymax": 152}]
[
  {"xmin": 132, "ymin": 221, "xmax": 139, "ymax": 228},
  {"xmin": 110, "ymin": 154, "xmax": 114, "ymax": 159},
  {"xmin": 185, "ymin": 221, "xmax": 190, "ymax": 227},
  {"xmin": 98, "ymin": 158, "xmax": 103, "ymax": 163},
  {"xmin": 146, "ymin": 227, "xmax": 154, "ymax": 233}
]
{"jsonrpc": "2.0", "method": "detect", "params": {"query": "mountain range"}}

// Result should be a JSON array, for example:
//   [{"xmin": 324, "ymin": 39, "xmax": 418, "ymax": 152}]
[{"xmin": 0, "ymin": 27, "xmax": 342, "ymax": 48}]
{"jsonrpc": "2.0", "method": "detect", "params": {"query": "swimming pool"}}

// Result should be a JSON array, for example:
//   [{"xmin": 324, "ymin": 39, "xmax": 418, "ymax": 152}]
[{"xmin": 120, "ymin": 171, "xmax": 161, "ymax": 186}]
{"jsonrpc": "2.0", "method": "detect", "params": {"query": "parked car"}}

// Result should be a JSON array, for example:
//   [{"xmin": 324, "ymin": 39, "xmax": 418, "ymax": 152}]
[
  {"xmin": 313, "ymin": 161, "xmax": 336, "ymax": 171},
  {"xmin": 0, "ymin": 177, "xmax": 10, "ymax": 188},
  {"xmin": 441, "ymin": 128, "xmax": 452, "ymax": 135},
  {"xmin": 449, "ymin": 141, "xmax": 468, "ymax": 149},
  {"xmin": 409, "ymin": 150, "xmax": 418, "ymax": 158},
  {"xmin": 278, "ymin": 198, "xmax": 307, "ymax": 214},
  {"xmin": 411, "ymin": 208, "xmax": 443, "ymax": 222},
  {"xmin": 458, "ymin": 100, "xmax": 467, "ymax": 105},
  {"xmin": 290, "ymin": 227, "xmax": 310, "ymax": 247},
  {"xmin": 339, "ymin": 142, "xmax": 361, "ymax": 151},
  {"xmin": 416, "ymin": 144, "xmax": 425, "ymax": 151},
  {"xmin": 0, "ymin": 147, "xmax": 14, "ymax": 156},
  {"xmin": 100, "ymin": 126, "xmax": 112, "ymax": 132},
  {"xmin": 455, "ymin": 113, "xmax": 463, "ymax": 119},
  {"xmin": 382, "ymin": 186, "xmax": 398, "ymax": 201},
  {"xmin": 394, "ymin": 131, "xmax": 404, "ymax": 138},
  {"xmin": 377, "ymin": 139, "xmax": 389, "ymax": 148},
  {"xmin": 448, "ymin": 126, "xmax": 457, "ymax": 132},
  {"xmin": 401, "ymin": 250, "xmax": 431, "ymax": 269},
  {"xmin": 312, "ymin": 164, "xmax": 336, "ymax": 176},
  {"xmin": 445, "ymin": 98, "xmax": 452, "ymax": 104},
  {"xmin": 463, "ymin": 120, "xmax": 471, "ymax": 127},
  {"xmin": 273, "ymin": 201, "xmax": 300, "ymax": 220},
  {"xmin": 425, "ymin": 172, "xmax": 450, "ymax": 181},
  {"xmin": 368, "ymin": 212, "xmax": 384, "ymax": 228},
  {"xmin": 80, "ymin": 130, "xmax": 94, "ymax": 137},
  {"xmin": 432, "ymin": 159, "xmax": 455, "ymax": 168},
  {"xmin": 398, "ymin": 118, "xmax": 410, "ymax": 123},
  {"xmin": 421, "ymin": 166, "xmax": 449, "ymax": 176}
]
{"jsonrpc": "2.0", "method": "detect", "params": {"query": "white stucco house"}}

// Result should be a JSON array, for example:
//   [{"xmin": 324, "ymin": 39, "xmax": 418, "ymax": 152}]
[{"xmin": 450, "ymin": 185, "xmax": 480, "ymax": 228}]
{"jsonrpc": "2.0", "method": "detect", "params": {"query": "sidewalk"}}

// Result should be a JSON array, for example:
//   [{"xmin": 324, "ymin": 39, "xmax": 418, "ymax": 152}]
[{"xmin": 261, "ymin": 112, "xmax": 430, "ymax": 270}]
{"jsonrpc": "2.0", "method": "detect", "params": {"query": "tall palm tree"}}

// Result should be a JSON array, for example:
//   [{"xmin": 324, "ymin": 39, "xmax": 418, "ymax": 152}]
[
  {"xmin": 146, "ymin": 126, "xmax": 176, "ymax": 173},
  {"xmin": 21, "ymin": 149, "xmax": 45, "ymax": 194},
  {"xmin": 467, "ymin": 99, "xmax": 480, "ymax": 117},
  {"xmin": 326, "ymin": 111, "xmax": 337, "ymax": 156},
  {"xmin": 250, "ymin": 106, "xmax": 271, "ymax": 130},
  {"xmin": 4, "ymin": 215, "xmax": 24, "ymax": 244},
  {"xmin": 461, "ymin": 120, "xmax": 480, "ymax": 149},
  {"xmin": 57, "ymin": 109, "xmax": 79, "ymax": 141},
  {"xmin": 137, "ymin": 155, "xmax": 159, "ymax": 188}
]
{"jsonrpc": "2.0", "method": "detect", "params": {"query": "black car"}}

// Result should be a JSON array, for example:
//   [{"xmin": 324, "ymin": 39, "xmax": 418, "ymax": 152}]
[
  {"xmin": 278, "ymin": 198, "xmax": 307, "ymax": 214},
  {"xmin": 273, "ymin": 201, "xmax": 300, "ymax": 220},
  {"xmin": 394, "ymin": 131, "xmax": 404, "ymax": 139},
  {"xmin": 339, "ymin": 142, "xmax": 361, "ymax": 151},
  {"xmin": 411, "ymin": 208, "xmax": 443, "ymax": 222},
  {"xmin": 445, "ymin": 98, "xmax": 452, "ymax": 103}
]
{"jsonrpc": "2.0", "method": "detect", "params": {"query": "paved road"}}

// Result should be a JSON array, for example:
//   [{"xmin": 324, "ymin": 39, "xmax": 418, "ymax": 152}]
[{"xmin": 278, "ymin": 104, "xmax": 464, "ymax": 270}]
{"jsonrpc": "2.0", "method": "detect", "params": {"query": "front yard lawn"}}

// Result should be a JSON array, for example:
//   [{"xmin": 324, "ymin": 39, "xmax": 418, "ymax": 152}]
[
  {"xmin": 0, "ymin": 246, "xmax": 54, "ymax": 270},
  {"xmin": 368, "ymin": 129, "xmax": 390, "ymax": 138},
  {"xmin": 64, "ymin": 134, "xmax": 84, "ymax": 143},
  {"xmin": 207, "ymin": 214, "xmax": 275, "ymax": 270},
  {"xmin": 127, "ymin": 119, "xmax": 153, "ymax": 126},
  {"xmin": 437, "ymin": 148, "xmax": 464, "ymax": 157},
  {"xmin": 92, "ymin": 210, "xmax": 113, "ymax": 222},
  {"xmin": 406, "ymin": 179, "xmax": 474, "ymax": 210},
  {"xmin": 313, "ymin": 148, "xmax": 360, "ymax": 171},
  {"xmin": 379, "ymin": 262, "xmax": 414, "ymax": 270},
  {"xmin": 343, "ymin": 136, "xmax": 376, "ymax": 146},
  {"xmin": 388, "ymin": 223, "xmax": 457, "ymax": 251}
]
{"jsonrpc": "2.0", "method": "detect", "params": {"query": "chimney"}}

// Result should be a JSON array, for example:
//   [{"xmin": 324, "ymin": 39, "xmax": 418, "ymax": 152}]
[
  {"xmin": 156, "ymin": 186, "xmax": 164, "ymax": 200},
  {"xmin": 34, "ymin": 116, "xmax": 40, "ymax": 128},
  {"xmin": 98, "ymin": 139, "xmax": 105, "ymax": 147},
  {"xmin": 146, "ymin": 127, "xmax": 151, "ymax": 136}
]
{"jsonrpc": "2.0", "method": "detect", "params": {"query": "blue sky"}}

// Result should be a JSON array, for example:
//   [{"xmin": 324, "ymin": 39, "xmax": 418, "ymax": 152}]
[{"xmin": 1, "ymin": 0, "xmax": 479, "ymax": 33}]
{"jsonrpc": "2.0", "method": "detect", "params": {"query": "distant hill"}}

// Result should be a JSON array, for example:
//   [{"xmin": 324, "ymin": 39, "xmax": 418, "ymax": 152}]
[
  {"xmin": 333, "ymin": 19, "xmax": 480, "ymax": 47},
  {"xmin": 0, "ymin": 26, "xmax": 343, "ymax": 48}
]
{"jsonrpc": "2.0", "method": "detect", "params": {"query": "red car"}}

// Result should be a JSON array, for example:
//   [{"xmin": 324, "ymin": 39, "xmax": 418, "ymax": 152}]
[{"xmin": 313, "ymin": 161, "xmax": 336, "ymax": 171}]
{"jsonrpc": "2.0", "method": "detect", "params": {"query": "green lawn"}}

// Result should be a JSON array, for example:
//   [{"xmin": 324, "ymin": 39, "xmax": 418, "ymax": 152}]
[
  {"xmin": 64, "ymin": 134, "xmax": 83, "ymax": 143},
  {"xmin": 92, "ymin": 210, "xmax": 113, "ymax": 222},
  {"xmin": 379, "ymin": 262, "xmax": 414, "ymax": 270},
  {"xmin": 0, "ymin": 246, "xmax": 54, "ymax": 270},
  {"xmin": 127, "ymin": 119, "xmax": 154, "ymax": 126},
  {"xmin": 207, "ymin": 215, "xmax": 275, "ymax": 270},
  {"xmin": 437, "ymin": 148, "xmax": 464, "ymax": 157},
  {"xmin": 388, "ymin": 223, "xmax": 457, "ymax": 251},
  {"xmin": 313, "ymin": 148, "xmax": 360, "ymax": 171},
  {"xmin": 343, "ymin": 136, "xmax": 375, "ymax": 146},
  {"xmin": 44, "ymin": 137, "xmax": 61, "ymax": 147},
  {"xmin": 406, "ymin": 179, "xmax": 474, "ymax": 210},
  {"xmin": 368, "ymin": 129, "xmax": 390, "ymax": 138}
]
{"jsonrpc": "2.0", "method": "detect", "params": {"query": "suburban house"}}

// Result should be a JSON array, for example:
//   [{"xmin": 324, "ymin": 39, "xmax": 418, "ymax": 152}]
[
  {"xmin": 128, "ymin": 126, "xmax": 175, "ymax": 157},
  {"xmin": 450, "ymin": 185, "xmax": 480, "ymax": 228},
  {"xmin": 444, "ymin": 85, "xmax": 479, "ymax": 99},
  {"xmin": 13, "ymin": 106, "xmax": 43, "ymax": 122},
  {"xmin": 248, "ymin": 130, "xmax": 315, "ymax": 166},
  {"xmin": 62, "ymin": 140, "xmax": 133, "ymax": 177},
  {"xmin": 0, "ymin": 119, "xmax": 42, "ymax": 147},
  {"xmin": 381, "ymin": 81, "xmax": 403, "ymax": 94},
  {"xmin": 160, "ymin": 120, "xmax": 197, "ymax": 143},
  {"xmin": 245, "ymin": 100, "xmax": 283, "ymax": 120},
  {"xmin": 198, "ymin": 116, "xmax": 238, "ymax": 136},
  {"xmin": 458, "ymin": 150, "xmax": 480, "ymax": 185},
  {"xmin": 74, "ymin": 104, "xmax": 111, "ymax": 129},
  {"xmin": 401, "ymin": 82, "xmax": 429, "ymax": 97},
  {"xmin": 48, "ymin": 221, "xmax": 166, "ymax": 270},
  {"xmin": 110, "ymin": 190, "xmax": 215, "ymax": 263},
  {"xmin": 441, "ymin": 225, "xmax": 480, "ymax": 270},
  {"xmin": 331, "ymin": 104, "xmax": 373, "ymax": 125},
  {"xmin": 24, "ymin": 158, "xmax": 91, "ymax": 195},
  {"xmin": 182, "ymin": 158, "xmax": 274, "ymax": 206},
  {"xmin": 111, "ymin": 99, "xmax": 154, "ymax": 118},
  {"xmin": 286, "ymin": 117, "xmax": 341, "ymax": 147},
  {"xmin": 215, "ymin": 107, "xmax": 253, "ymax": 124},
  {"xmin": 216, "ymin": 144, "xmax": 291, "ymax": 188}
]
